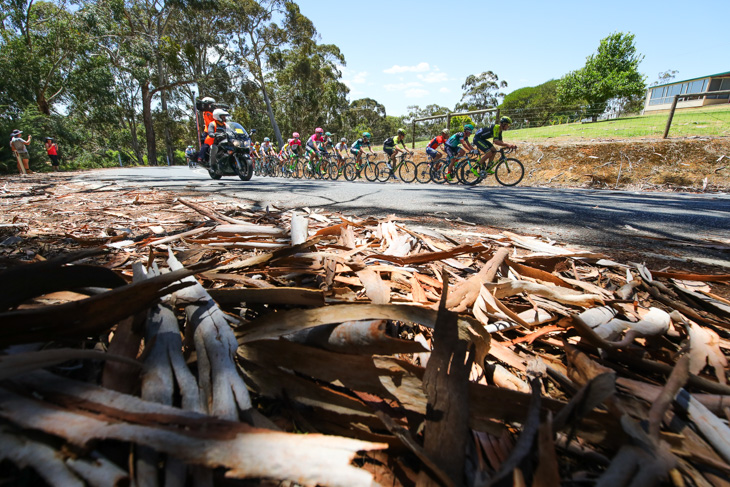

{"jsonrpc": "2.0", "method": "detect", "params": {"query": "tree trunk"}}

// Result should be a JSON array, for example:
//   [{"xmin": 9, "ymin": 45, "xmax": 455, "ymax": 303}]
[
  {"xmin": 252, "ymin": 53, "xmax": 283, "ymax": 148},
  {"xmin": 157, "ymin": 57, "xmax": 175, "ymax": 166},
  {"xmin": 260, "ymin": 81, "xmax": 283, "ymax": 148},
  {"xmin": 127, "ymin": 114, "xmax": 144, "ymax": 165},
  {"xmin": 141, "ymin": 81, "xmax": 158, "ymax": 166}
]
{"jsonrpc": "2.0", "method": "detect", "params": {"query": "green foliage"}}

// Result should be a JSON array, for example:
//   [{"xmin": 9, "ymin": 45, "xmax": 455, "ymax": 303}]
[
  {"xmin": 557, "ymin": 32, "xmax": 646, "ymax": 121},
  {"xmin": 449, "ymin": 116, "xmax": 474, "ymax": 134}
]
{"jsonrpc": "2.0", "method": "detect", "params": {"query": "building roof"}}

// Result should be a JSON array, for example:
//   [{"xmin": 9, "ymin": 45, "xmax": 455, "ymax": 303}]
[{"xmin": 651, "ymin": 71, "xmax": 730, "ymax": 89}]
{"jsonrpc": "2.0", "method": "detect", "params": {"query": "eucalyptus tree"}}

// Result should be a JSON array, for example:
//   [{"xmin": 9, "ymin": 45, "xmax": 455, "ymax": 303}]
[
  {"xmin": 456, "ymin": 71, "xmax": 508, "ymax": 114},
  {"xmin": 226, "ymin": 0, "xmax": 319, "ymax": 147},
  {"xmin": 84, "ymin": 0, "xmax": 196, "ymax": 165},
  {"xmin": 0, "ymin": 0, "xmax": 87, "ymax": 115}
]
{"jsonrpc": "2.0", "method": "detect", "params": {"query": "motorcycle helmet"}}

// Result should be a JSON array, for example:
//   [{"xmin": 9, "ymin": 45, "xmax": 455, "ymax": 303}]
[
  {"xmin": 293, "ymin": 132, "xmax": 300, "ymax": 138},
  {"xmin": 264, "ymin": 137, "xmax": 270, "ymax": 142},
  {"xmin": 315, "ymin": 127, "xmax": 323, "ymax": 134},
  {"xmin": 213, "ymin": 108, "xmax": 229, "ymax": 121}
]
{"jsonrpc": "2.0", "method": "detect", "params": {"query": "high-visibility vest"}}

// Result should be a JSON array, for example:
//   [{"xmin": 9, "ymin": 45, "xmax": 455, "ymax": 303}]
[{"xmin": 204, "ymin": 120, "xmax": 226, "ymax": 146}]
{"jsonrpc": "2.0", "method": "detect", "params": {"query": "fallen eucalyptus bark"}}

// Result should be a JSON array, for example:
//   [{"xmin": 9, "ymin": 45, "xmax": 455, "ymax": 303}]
[
  {"xmin": 0, "ymin": 372, "xmax": 386, "ymax": 487},
  {"xmin": 167, "ymin": 251, "xmax": 252, "ymax": 420}
]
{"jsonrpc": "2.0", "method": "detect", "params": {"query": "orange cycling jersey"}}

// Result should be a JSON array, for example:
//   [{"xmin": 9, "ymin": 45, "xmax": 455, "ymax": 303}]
[{"xmin": 428, "ymin": 135, "xmax": 448, "ymax": 149}]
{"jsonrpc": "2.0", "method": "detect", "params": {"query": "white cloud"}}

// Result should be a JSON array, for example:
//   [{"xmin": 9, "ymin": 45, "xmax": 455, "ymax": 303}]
[
  {"xmin": 405, "ymin": 88, "xmax": 429, "ymax": 98},
  {"xmin": 384, "ymin": 82, "xmax": 422, "ymax": 92},
  {"xmin": 439, "ymin": 87, "xmax": 451, "ymax": 93},
  {"xmin": 418, "ymin": 72, "xmax": 449, "ymax": 83},
  {"xmin": 383, "ymin": 62, "xmax": 430, "ymax": 74}
]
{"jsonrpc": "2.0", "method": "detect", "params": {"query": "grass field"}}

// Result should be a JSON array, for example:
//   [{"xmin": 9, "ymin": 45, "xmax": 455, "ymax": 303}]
[{"xmin": 410, "ymin": 104, "xmax": 730, "ymax": 146}]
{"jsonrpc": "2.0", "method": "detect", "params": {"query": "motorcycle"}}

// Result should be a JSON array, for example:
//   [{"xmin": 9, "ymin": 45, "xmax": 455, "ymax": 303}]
[{"xmin": 205, "ymin": 122, "xmax": 254, "ymax": 181}]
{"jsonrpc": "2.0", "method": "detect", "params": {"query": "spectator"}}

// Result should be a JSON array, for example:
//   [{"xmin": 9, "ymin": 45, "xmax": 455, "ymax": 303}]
[
  {"xmin": 10, "ymin": 130, "xmax": 32, "ymax": 174},
  {"xmin": 44, "ymin": 137, "xmax": 60, "ymax": 171}
]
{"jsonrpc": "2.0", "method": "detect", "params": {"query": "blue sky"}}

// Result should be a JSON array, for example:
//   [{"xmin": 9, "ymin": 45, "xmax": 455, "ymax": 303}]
[{"xmin": 295, "ymin": 0, "xmax": 730, "ymax": 116}]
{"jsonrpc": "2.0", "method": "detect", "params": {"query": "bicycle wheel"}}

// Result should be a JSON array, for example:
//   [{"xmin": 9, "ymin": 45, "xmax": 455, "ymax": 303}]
[
  {"xmin": 364, "ymin": 162, "xmax": 379, "ymax": 182},
  {"xmin": 458, "ymin": 160, "xmax": 482, "ymax": 186},
  {"xmin": 398, "ymin": 160, "xmax": 417, "ymax": 183},
  {"xmin": 326, "ymin": 161, "xmax": 340, "ymax": 180},
  {"xmin": 414, "ymin": 162, "xmax": 432, "ymax": 183},
  {"xmin": 444, "ymin": 162, "xmax": 460, "ymax": 185},
  {"xmin": 343, "ymin": 163, "xmax": 357, "ymax": 181},
  {"xmin": 376, "ymin": 161, "xmax": 391, "ymax": 182},
  {"xmin": 430, "ymin": 163, "xmax": 446, "ymax": 184},
  {"xmin": 303, "ymin": 162, "xmax": 315, "ymax": 179},
  {"xmin": 494, "ymin": 158, "xmax": 525, "ymax": 186}
]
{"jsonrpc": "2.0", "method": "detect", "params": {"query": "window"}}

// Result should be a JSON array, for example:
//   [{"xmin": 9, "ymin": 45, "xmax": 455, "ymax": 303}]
[
  {"xmin": 707, "ymin": 78, "xmax": 730, "ymax": 99},
  {"xmin": 689, "ymin": 80, "xmax": 705, "ymax": 94}
]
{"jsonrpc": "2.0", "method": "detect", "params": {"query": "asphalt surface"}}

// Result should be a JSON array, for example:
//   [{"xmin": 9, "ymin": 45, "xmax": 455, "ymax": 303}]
[{"xmin": 72, "ymin": 166, "xmax": 730, "ymax": 268}]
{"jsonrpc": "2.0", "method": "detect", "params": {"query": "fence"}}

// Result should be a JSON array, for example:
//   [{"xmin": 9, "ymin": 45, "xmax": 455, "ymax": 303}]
[
  {"xmin": 497, "ymin": 93, "xmax": 730, "ymax": 142},
  {"xmin": 410, "ymin": 108, "xmax": 499, "ymax": 148}
]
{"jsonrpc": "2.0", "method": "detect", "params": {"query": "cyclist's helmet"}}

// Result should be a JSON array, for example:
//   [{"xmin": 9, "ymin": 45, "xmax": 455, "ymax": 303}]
[
  {"xmin": 500, "ymin": 116, "xmax": 513, "ymax": 125},
  {"xmin": 325, "ymin": 131, "xmax": 332, "ymax": 137},
  {"xmin": 441, "ymin": 128, "xmax": 449, "ymax": 134},
  {"xmin": 315, "ymin": 127, "xmax": 323, "ymax": 134},
  {"xmin": 363, "ymin": 132, "xmax": 371, "ymax": 138},
  {"xmin": 463, "ymin": 123, "xmax": 474, "ymax": 132},
  {"xmin": 212, "ymin": 108, "xmax": 229, "ymax": 121},
  {"xmin": 201, "ymin": 97, "xmax": 215, "ymax": 103},
  {"xmin": 264, "ymin": 137, "xmax": 270, "ymax": 142},
  {"xmin": 397, "ymin": 128, "xmax": 405, "ymax": 135},
  {"xmin": 293, "ymin": 132, "xmax": 300, "ymax": 138},
  {"xmin": 187, "ymin": 145, "xmax": 193, "ymax": 148},
  {"xmin": 341, "ymin": 137, "xmax": 347, "ymax": 142}
]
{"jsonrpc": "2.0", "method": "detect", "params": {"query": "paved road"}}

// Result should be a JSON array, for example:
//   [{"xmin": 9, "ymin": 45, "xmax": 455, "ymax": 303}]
[{"xmin": 73, "ymin": 166, "xmax": 730, "ymax": 268}]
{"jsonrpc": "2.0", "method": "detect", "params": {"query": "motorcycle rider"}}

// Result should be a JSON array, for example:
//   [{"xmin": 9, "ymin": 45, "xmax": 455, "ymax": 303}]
[
  {"xmin": 197, "ymin": 97, "xmax": 216, "ymax": 163},
  {"xmin": 205, "ymin": 108, "xmax": 229, "ymax": 173}
]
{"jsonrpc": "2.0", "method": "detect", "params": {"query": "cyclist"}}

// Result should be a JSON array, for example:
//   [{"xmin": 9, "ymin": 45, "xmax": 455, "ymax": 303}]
[
  {"xmin": 382, "ymin": 128, "xmax": 412, "ymax": 177},
  {"xmin": 334, "ymin": 137, "xmax": 348, "ymax": 166},
  {"xmin": 278, "ymin": 140, "xmax": 290, "ymax": 164},
  {"xmin": 443, "ymin": 123, "xmax": 475, "ymax": 181},
  {"xmin": 251, "ymin": 140, "xmax": 262, "ymax": 165},
  {"xmin": 425, "ymin": 128, "xmax": 449, "ymax": 164},
  {"xmin": 185, "ymin": 145, "xmax": 197, "ymax": 168},
  {"xmin": 350, "ymin": 132, "xmax": 374, "ymax": 166},
  {"xmin": 323, "ymin": 132, "xmax": 335, "ymax": 151},
  {"xmin": 260, "ymin": 137, "xmax": 275, "ymax": 159},
  {"xmin": 305, "ymin": 127, "xmax": 326, "ymax": 167},
  {"xmin": 473, "ymin": 116, "xmax": 518, "ymax": 171},
  {"xmin": 289, "ymin": 132, "xmax": 303, "ymax": 157}
]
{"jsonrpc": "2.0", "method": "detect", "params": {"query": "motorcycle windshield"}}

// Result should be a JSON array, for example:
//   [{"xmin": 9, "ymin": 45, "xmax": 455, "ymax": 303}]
[{"xmin": 227, "ymin": 122, "xmax": 250, "ymax": 140}]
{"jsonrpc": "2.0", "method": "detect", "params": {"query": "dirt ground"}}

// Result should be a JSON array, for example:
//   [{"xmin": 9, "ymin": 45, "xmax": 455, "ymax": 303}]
[{"xmin": 411, "ymin": 136, "xmax": 730, "ymax": 192}]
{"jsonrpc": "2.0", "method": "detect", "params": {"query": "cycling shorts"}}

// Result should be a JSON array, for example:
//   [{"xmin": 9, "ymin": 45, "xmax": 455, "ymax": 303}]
[
  {"xmin": 473, "ymin": 135, "xmax": 495, "ymax": 153},
  {"xmin": 350, "ymin": 148, "xmax": 360, "ymax": 155},
  {"xmin": 383, "ymin": 146, "xmax": 395, "ymax": 156},
  {"xmin": 444, "ymin": 144, "xmax": 460, "ymax": 158},
  {"xmin": 425, "ymin": 147, "xmax": 439, "ymax": 157}
]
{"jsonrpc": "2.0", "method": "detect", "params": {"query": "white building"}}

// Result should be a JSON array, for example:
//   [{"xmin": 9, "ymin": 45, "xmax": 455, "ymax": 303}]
[{"xmin": 644, "ymin": 71, "xmax": 730, "ymax": 112}]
